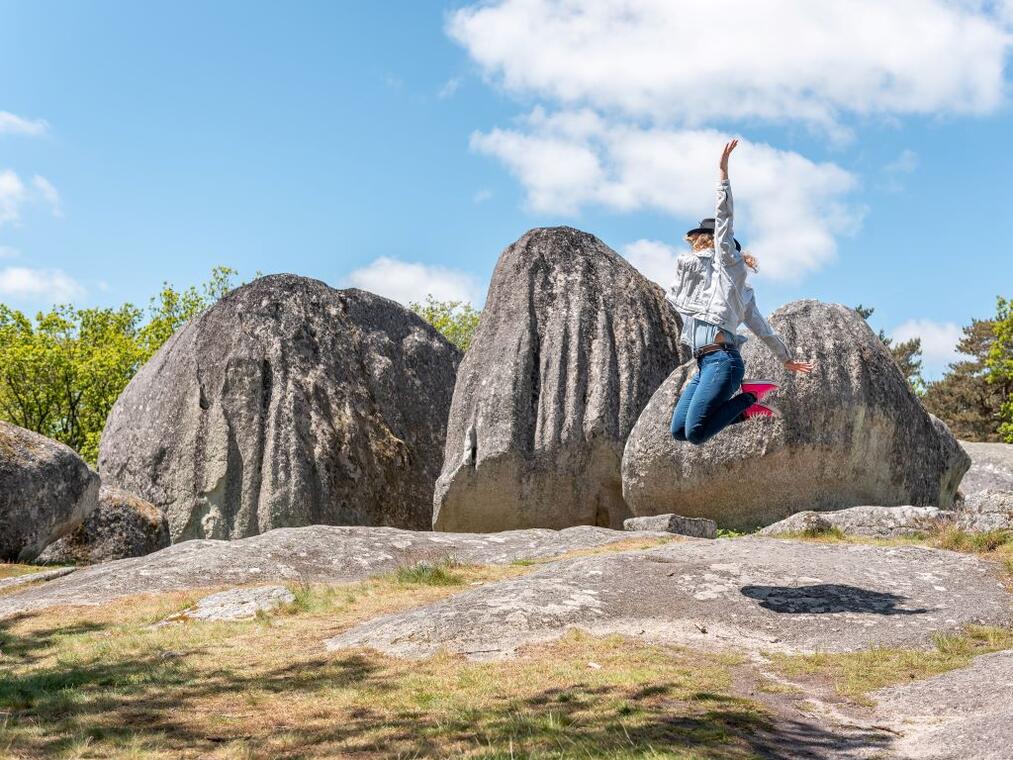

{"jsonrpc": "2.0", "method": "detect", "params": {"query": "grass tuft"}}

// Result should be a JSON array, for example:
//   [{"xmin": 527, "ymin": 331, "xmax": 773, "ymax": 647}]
[
  {"xmin": 802, "ymin": 525, "xmax": 845, "ymax": 540},
  {"xmin": 772, "ymin": 624, "xmax": 1013, "ymax": 705},
  {"xmin": 933, "ymin": 526, "xmax": 1013, "ymax": 554},
  {"xmin": 392, "ymin": 559, "xmax": 465, "ymax": 587}
]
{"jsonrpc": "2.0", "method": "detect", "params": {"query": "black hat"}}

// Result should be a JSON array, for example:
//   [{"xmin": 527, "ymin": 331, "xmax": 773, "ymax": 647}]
[{"xmin": 685, "ymin": 218, "xmax": 741, "ymax": 251}]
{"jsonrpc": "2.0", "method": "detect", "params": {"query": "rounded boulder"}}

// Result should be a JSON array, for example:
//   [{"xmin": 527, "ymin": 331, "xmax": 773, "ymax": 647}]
[
  {"xmin": 99, "ymin": 275, "xmax": 460, "ymax": 540},
  {"xmin": 0, "ymin": 421, "xmax": 100, "ymax": 562},
  {"xmin": 38, "ymin": 485, "xmax": 170, "ymax": 564},
  {"xmin": 621, "ymin": 300, "xmax": 969, "ymax": 530}
]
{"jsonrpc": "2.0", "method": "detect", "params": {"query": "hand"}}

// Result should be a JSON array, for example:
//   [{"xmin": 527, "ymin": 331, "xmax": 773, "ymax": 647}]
[
  {"xmin": 719, "ymin": 139, "xmax": 738, "ymax": 180},
  {"xmin": 784, "ymin": 360, "xmax": 814, "ymax": 374}
]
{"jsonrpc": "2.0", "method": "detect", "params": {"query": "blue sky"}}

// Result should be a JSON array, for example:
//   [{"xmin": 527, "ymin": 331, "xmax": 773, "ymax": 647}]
[{"xmin": 1, "ymin": 1, "xmax": 1012, "ymax": 378}]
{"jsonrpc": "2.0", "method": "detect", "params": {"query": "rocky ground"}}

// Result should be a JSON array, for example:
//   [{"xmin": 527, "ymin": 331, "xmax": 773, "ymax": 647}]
[{"xmin": 2, "ymin": 525, "xmax": 1010, "ymax": 759}]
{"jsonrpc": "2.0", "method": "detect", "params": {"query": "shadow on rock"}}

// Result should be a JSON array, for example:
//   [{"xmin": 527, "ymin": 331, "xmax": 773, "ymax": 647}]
[{"xmin": 740, "ymin": 584, "xmax": 929, "ymax": 615}]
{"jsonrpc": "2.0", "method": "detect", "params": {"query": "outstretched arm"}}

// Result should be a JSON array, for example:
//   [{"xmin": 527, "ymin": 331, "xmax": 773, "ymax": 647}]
[
  {"xmin": 714, "ymin": 140, "xmax": 741, "ymax": 267},
  {"xmin": 743, "ymin": 288, "xmax": 815, "ymax": 374}
]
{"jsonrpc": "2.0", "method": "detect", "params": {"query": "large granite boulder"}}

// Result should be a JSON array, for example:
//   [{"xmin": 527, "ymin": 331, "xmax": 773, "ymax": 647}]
[
  {"xmin": 959, "ymin": 441, "xmax": 1013, "ymax": 495},
  {"xmin": 432, "ymin": 227, "xmax": 683, "ymax": 531},
  {"xmin": 0, "ymin": 421, "xmax": 100, "ymax": 562},
  {"xmin": 38, "ymin": 485, "xmax": 170, "ymax": 564},
  {"xmin": 99, "ymin": 275, "xmax": 460, "ymax": 540},
  {"xmin": 622, "ymin": 301, "xmax": 968, "ymax": 530}
]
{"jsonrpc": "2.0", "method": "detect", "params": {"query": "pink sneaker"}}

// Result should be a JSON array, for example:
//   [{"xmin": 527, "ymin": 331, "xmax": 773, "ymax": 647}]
[
  {"xmin": 741, "ymin": 379, "xmax": 779, "ymax": 403},
  {"xmin": 743, "ymin": 402, "xmax": 781, "ymax": 419}
]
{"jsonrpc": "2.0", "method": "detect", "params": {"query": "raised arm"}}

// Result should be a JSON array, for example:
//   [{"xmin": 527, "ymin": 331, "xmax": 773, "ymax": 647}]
[{"xmin": 715, "ymin": 140, "xmax": 741, "ymax": 267}]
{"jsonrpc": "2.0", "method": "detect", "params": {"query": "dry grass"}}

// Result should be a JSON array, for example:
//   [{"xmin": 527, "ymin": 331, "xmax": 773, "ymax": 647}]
[
  {"xmin": 0, "ymin": 554, "xmax": 769, "ymax": 759},
  {"xmin": 770, "ymin": 625, "xmax": 1013, "ymax": 706}
]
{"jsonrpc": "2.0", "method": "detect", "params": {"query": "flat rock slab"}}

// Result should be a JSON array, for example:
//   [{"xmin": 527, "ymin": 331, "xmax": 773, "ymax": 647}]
[
  {"xmin": 0, "ymin": 525, "xmax": 664, "ymax": 619},
  {"xmin": 958, "ymin": 490, "xmax": 1013, "ymax": 532},
  {"xmin": 180, "ymin": 586, "xmax": 295, "ymax": 622},
  {"xmin": 624, "ymin": 514, "xmax": 717, "ymax": 538},
  {"xmin": 326, "ymin": 537, "xmax": 1011, "ymax": 659},
  {"xmin": 0, "ymin": 566, "xmax": 75, "ymax": 593},
  {"xmin": 872, "ymin": 650, "xmax": 1013, "ymax": 760},
  {"xmin": 758, "ymin": 506, "xmax": 953, "ymax": 538}
]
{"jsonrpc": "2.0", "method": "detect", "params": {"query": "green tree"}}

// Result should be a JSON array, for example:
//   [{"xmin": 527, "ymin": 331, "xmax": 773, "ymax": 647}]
[
  {"xmin": 854, "ymin": 305, "xmax": 925, "ymax": 393},
  {"xmin": 922, "ymin": 315, "xmax": 1004, "ymax": 442},
  {"xmin": 0, "ymin": 267, "xmax": 240, "ymax": 463},
  {"xmin": 409, "ymin": 295, "xmax": 481, "ymax": 352},
  {"xmin": 139, "ymin": 266, "xmax": 239, "ymax": 358},
  {"xmin": 984, "ymin": 296, "xmax": 1013, "ymax": 442}
]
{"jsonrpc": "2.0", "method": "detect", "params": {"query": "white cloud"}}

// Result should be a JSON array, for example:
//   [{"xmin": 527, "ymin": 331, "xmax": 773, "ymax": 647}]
[
  {"xmin": 472, "ymin": 188, "xmax": 493, "ymax": 204},
  {"xmin": 471, "ymin": 110, "xmax": 860, "ymax": 280},
  {"xmin": 622, "ymin": 239, "xmax": 681, "ymax": 287},
  {"xmin": 345, "ymin": 257, "xmax": 484, "ymax": 306},
  {"xmin": 32, "ymin": 175, "xmax": 62, "ymax": 217},
  {"xmin": 882, "ymin": 149, "xmax": 919, "ymax": 192},
  {"xmin": 885, "ymin": 149, "xmax": 919, "ymax": 175},
  {"xmin": 0, "ymin": 111, "xmax": 48, "ymax": 137},
  {"xmin": 0, "ymin": 170, "xmax": 63, "ymax": 226},
  {"xmin": 0, "ymin": 267, "xmax": 84, "ymax": 302},
  {"xmin": 448, "ymin": 0, "xmax": 1013, "ymax": 131},
  {"xmin": 0, "ymin": 170, "xmax": 28, "ymax": 226},
  {"xmin": 439, "ymin": 77, "xmax": 463, "ymax": 99},
  {"xmin": 0, "ymin": 245, "xmax": 19, "ymax": 259},
  {"xmin": 891, "ymin": 319, "xmax": 967, "ymax": 378}
]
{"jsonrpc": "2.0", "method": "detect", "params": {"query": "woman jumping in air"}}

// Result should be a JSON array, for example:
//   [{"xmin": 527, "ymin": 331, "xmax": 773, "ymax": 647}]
[{"xmin": 667, "ymin": 139, "xmax": 814, "ymax": 445}]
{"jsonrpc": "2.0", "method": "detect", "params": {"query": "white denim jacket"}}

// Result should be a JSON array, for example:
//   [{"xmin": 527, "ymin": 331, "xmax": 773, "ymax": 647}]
[{"xmin": 666, "ymin": 179, "xmax": 792, "ymax": 363}]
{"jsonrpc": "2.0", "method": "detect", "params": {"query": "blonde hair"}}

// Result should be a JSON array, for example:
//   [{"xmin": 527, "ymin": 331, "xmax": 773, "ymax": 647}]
[{"xmin": 684, "ymin": 232, "xmax": 759, "ymax": 273}]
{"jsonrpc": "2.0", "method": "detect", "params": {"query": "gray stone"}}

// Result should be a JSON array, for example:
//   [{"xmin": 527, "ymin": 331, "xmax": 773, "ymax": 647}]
[
  {"xmin": 0, "ymin": 421, "xmax": 100, "ymax": 562},
  {"xmin": 959, "ymin": 440, "xmax": 1013, "ymax": 495},
  {"xmin": 0, "ymin": 566, "xmax": 75, "ymax": 593},
  {"xmin": 181, "ymin": 585, "xmax": 295, "ymax": 621},
  {"xmin": 956, "ymin": 489, "xmax": 1013, "ymax": 532},
  {"xmin": 38, "ymin": 485, "xmax": 170, "ymax": 564},
  {"xmin": 325, "ymin": 536, "xmax": 1011, "ymax": 659},
  {"xmin": 0, "ymin": 524, "xmax": 667, "ymax": 618},
  {"xmin": 99, "ymin": 275, "xmax": 461, "ymax": 541},
  {"xmin": 433, "ymin": 227, "xmax": 683, "ymax": 532},
  {"xmin": 758, "ymin": 505, "xmax": 954, "ymax": 538},
  {"xmin": 622, "ymin": 301, "xmax": 968, "ymax": 530},
  {"xmin": 872, "ymin": 650, "xmax": 1013, "ymax": 760},
  {"xmin": 623, "ymin": 513, "xmax": 717, "ymax": 538}
]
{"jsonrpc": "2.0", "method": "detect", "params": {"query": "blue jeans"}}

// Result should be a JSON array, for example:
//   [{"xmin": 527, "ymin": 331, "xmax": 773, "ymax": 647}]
[{"xmin": 670, "ymin": 348, "xmax": 754, "ymax": 445}]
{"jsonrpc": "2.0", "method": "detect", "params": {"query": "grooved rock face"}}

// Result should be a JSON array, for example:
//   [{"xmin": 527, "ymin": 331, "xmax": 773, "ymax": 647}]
[
  {"xmin": 37, "ymin": 485, "xmax": 170, "ymax": 564},
  {"xmin": 0, "ymin": 421, "xmax": 100, "ymax": 562},
  {"xmin": 99, "ymin": 275, "xmax": 460, "ymax": 540},
  {"xmin": 622, "ymin": 301, "xmax": 969, "ymax": 530},
  {"xmin": 433, "ymin": 227, "xmax": 683, "ymax": 532}
]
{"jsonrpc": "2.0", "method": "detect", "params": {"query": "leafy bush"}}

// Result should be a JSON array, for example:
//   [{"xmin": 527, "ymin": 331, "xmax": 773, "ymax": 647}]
[
  {"xmin": 0, "ymin": 266, "xmax": 240, "ymax": 463},
  {"xmin": 409, "ymin": 295, "xmax": 481, "ymax": 352}
]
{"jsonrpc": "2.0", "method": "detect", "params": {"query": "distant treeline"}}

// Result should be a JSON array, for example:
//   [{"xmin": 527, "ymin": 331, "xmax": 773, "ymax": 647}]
[{"xmin": 0, "ymin": 272, "xmax": 1008, "ymax": 466}]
